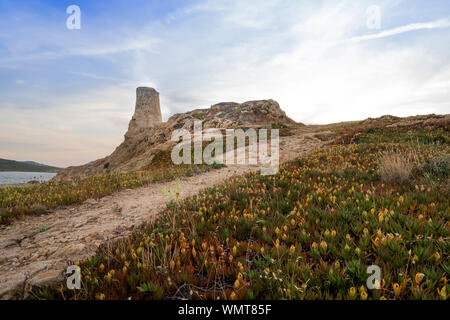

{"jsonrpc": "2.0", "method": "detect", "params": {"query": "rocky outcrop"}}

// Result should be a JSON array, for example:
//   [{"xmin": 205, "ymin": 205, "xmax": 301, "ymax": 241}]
[
  {"xmin": 185, "ymin": 99, "xmax": 296, "ymax": 128},
  {"xmin": 362, "ymin": 114, "xmax": 450, "ymax": 128},
  {"xmin": 55, "ymin": 88, "xmax": 297, "ymax": 181}
]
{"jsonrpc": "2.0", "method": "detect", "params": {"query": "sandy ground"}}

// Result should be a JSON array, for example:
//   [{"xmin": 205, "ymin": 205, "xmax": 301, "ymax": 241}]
[{"xmin": 0, "ymin": 131, "xmax": 325, "ymax": 299}]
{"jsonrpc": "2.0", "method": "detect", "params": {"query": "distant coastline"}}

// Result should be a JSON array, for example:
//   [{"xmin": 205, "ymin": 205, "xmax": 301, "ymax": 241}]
[{"xmin": 0, "ymin": 158, "xmax": 62, "ymax": 173}]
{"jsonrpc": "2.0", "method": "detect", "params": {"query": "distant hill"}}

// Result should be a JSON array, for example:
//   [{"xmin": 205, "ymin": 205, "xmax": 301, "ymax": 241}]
[
  {"xmin": 0, "ymin": 158, "xmax": 62, "ymax": 173},
  {"xmin": 22, "ymin": 161, "xmax": 48, "ymax": 167}
]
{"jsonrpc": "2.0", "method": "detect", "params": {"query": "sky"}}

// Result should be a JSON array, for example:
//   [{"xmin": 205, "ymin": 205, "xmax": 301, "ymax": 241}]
[{"xmin": 0, "ymin": 0, "xmax": 449, "ymax": 167}]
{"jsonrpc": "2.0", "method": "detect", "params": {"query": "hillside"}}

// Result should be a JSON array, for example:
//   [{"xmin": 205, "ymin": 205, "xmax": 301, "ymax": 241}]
[
  {"xmin": 0, "ymin": 158, "xmax": 61, "ymax": 173},
  {"xmin": 2, "ymin": 112, "xmax": 445, "ymax": 301},
  {"xmin": 0, "ymin": 87, "xmax": 448, "ymax": 300}
]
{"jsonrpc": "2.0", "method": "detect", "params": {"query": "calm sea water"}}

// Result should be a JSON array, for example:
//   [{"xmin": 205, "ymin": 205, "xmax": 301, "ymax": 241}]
[{"xmin": 0, "ymin": 172, "xmax": 57, "ymax": 185}]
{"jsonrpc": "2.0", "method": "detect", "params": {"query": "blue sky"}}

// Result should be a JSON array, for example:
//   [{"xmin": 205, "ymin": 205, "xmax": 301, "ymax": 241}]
[{"xmin": 0, "ymin": 0, "xmax": 449, "ymax": 167}]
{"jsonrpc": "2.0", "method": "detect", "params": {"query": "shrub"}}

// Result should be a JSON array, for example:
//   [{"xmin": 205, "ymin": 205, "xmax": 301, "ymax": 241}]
[
  {"xmin": 271, "ymin": 122, "xmax": 288, "ymax": 129},
  {"xmin": 422, "ymin": 155, "xmax": 449, "ymax": 178},
  {"xmin": 378, "ymin": 150, "xmax": 418, "ymax": 184}
]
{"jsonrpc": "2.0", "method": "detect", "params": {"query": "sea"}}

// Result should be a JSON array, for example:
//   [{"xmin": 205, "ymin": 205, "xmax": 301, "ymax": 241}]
[{"xmin": 0, "ymin": 172, "xmax": 57, "ymax": 185}]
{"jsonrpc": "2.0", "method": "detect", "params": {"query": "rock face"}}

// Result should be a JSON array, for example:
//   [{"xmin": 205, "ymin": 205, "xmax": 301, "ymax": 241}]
[{"xmin": 55, "ymin": 88, "xmax": 296, "ymax": 181}]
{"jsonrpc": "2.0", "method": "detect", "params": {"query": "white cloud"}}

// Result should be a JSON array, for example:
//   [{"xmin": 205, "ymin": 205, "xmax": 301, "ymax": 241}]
[
  {"xmin": 0, "ymin": 37, "xmax": 160, "ymax": 64},
  {"xmin": 344, "ymin": 19, "xmax": 450, "ymax": 43}
]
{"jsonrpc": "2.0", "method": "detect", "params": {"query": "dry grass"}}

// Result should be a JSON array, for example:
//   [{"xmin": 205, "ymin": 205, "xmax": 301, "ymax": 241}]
[{"xmin": 378, "ymin": 149, "xmax": 419, "ymax": 184}]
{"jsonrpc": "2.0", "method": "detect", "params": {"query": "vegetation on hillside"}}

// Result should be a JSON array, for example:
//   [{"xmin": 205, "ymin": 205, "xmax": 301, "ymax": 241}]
[
  {"xmin": 0, "ymin": 158, "xmax": 61, "ymax": 173},
  {"xmin": 31, "ymin": 121, "xmax": 449, "ymax": 300}
]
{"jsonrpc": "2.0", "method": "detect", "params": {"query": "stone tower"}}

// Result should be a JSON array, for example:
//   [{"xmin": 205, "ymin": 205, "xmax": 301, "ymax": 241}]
[{"xmin": 125, "ymin": 87, "xmax": 162, "ymax": 138}]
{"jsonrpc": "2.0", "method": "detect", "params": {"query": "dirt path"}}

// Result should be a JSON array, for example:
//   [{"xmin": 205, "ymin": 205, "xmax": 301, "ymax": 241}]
[{"xmin": 0, "ymin": 132, "xmax": 325, "ymax": 299}]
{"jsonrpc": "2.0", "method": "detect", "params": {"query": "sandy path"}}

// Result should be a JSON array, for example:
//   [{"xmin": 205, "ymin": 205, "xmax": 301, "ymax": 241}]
[{"xmin": 0, "ymin": 132, "xmax": 324, "ymax": 299}]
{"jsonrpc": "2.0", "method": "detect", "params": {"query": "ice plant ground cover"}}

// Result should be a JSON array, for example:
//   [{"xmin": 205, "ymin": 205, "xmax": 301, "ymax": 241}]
[{"xmin": 31, "ymin": 122, "xmax": 448, "ymax": 300}]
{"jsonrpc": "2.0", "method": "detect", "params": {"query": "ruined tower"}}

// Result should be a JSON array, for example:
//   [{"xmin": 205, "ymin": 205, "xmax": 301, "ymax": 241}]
[{"xmin": 125, "ymin": 87, "xmax": 162, "ymax": 139}]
